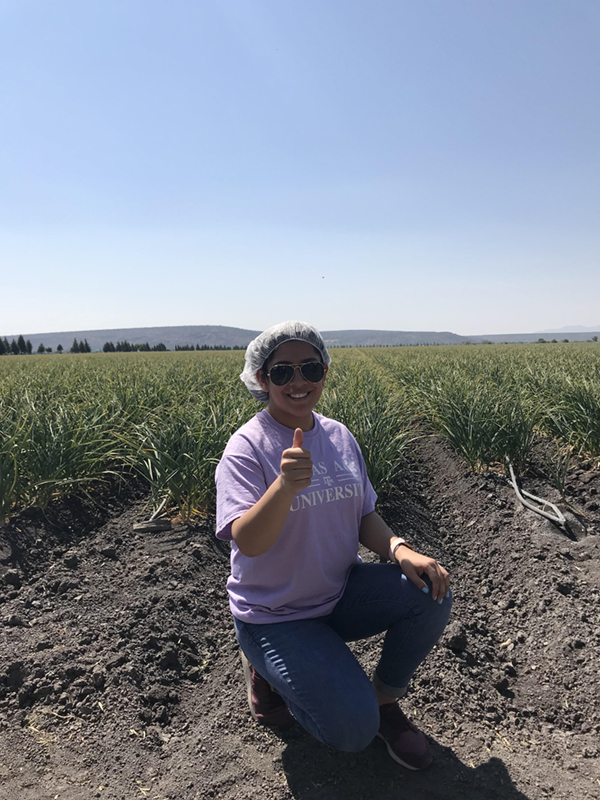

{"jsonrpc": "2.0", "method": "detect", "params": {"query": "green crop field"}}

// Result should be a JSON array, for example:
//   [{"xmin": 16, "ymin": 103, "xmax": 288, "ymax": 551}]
[{"xmin": 1, "ymin": 344, "xmax": 599, "ymax": 524}]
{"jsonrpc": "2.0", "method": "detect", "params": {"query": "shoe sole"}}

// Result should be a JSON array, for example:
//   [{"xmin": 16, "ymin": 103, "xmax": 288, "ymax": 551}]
[
  {"xmin": 240, "ymin": 652, "xmax": 260, "ymax": 723},
  {"xmin": 376, "ymin": 732, "xmax": 432, "ymax": 771}
]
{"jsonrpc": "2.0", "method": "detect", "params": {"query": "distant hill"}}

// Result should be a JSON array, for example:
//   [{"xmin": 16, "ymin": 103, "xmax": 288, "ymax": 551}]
[
  {"xmin": 320, "ymin": 329, "xmax": 464, "ymax": 346},
  {"xmin": 1, "ymin": 325, "xmax": 262, "ymax": 353},
  {"xmin": 467, "ymin": 331, "xmax": 600, "ymax": 344},
  {"xmin": 2, "ymin": 324, "xmax": 599, "ymax": 352},
  {"xmin": 540, "ymin": 325, "xmax": 600, "ymax": 333}
]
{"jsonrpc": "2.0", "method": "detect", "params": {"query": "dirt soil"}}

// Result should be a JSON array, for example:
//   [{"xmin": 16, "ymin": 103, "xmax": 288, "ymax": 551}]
[{"xmin": 1, "ymin": 435, "xmax": 599, "ymax": 800}]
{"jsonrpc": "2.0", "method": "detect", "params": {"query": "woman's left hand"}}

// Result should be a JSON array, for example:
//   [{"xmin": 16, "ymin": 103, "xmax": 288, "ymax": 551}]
[{"xmin": 395, "ymin": 546, "xmax": 450, "ymax": 604}]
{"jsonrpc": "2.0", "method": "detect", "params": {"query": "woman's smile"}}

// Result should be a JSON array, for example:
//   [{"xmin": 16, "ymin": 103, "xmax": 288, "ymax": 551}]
[{"xmin": 257, "ymin": 340, "xmax": 328, "ymax": 429}]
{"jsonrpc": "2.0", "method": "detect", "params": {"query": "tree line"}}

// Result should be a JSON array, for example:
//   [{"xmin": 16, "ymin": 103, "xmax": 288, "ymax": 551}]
[
  {"xmin": 0, "ymin": 337, "xmax": 91, "ymax": 355},
  {"xmin": 102, "ymin": 341, "xmax": 246, "ymax": 352},
  {"xmin": 102, "ymin": 341, "xmax": 167, "ymax": 352},
  {"xmin": 0, "ymin": 336, "xmax": 248, "ymax": 355},
  {"xmin": 0, "ymin": 335, "xmax": 35, "ymax": 355},
  {"xmin": 174, "ymin": 344, "xmax": 246, "ymax": 351}
]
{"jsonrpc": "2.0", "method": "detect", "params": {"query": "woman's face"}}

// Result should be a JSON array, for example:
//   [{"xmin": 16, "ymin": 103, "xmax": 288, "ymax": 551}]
[{"xmin": 257, "ymin": 340, "xmax": 328, "ymax": 430}]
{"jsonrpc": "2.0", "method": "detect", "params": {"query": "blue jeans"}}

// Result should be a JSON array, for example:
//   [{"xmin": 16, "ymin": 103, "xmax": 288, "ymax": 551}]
[{"xmin": 233, "ymin": 562, "xmax": 452, "ymax": 752}]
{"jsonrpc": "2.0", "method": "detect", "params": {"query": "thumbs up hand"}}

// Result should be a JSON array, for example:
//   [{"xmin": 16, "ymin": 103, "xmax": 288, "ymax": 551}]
[
  {"xmin": 280, "ymin": 427, "xmax": 313, "ymax": 495},
  {"xmin": 292, "ymin": 427, "xmax": 304, "ymax": 450}
]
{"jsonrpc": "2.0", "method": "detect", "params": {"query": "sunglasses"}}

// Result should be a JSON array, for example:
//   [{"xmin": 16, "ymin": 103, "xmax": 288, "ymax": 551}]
[{"xmin": 265, "ymin": 361, "xmax": 325, "ymax": 386}]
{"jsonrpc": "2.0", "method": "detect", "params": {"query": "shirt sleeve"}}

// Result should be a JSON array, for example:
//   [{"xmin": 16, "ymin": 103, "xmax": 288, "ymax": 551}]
[{"xmin": 215, "ymin": 440, "xmax": 268, "ymax": 541}]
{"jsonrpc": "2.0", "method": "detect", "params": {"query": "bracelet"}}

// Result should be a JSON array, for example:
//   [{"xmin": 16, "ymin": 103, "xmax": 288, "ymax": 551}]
[{"xmin": 389, "ymin": 537, "xmax": 413, "ymax": 562}]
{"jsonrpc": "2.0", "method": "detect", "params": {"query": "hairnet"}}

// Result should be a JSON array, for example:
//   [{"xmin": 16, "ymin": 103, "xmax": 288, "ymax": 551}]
[{"xmin": 240, "ymin": 321, "xmax": 331, "ymax": 401}]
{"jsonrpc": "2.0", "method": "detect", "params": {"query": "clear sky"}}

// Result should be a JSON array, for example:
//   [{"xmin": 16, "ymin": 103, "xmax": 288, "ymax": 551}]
[{"xmin": 1, "ymin": 0, "xmax": 599, "ymax": 337}]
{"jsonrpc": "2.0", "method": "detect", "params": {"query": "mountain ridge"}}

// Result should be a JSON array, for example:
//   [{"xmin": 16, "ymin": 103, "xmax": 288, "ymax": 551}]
[{"xmin": 2, "ymin": 324, "xmax": 600, "ymax": 351}]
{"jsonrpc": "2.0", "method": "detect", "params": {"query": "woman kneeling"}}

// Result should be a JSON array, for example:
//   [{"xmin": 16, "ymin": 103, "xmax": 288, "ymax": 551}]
[{"xmin": 215, "ymin": 321, "xmax": 452, "ymax": 770}]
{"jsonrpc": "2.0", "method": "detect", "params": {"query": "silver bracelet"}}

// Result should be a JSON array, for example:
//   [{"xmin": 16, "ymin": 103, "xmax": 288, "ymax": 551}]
[{"xmin": 389, "ymin": 537, "xmax": 413, "ymax": 562}]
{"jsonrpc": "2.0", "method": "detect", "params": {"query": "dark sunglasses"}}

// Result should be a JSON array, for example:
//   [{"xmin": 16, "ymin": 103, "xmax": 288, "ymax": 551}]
[{"xmin": 266, "ymin": 361, "xmax": 325, "ymax": 386}]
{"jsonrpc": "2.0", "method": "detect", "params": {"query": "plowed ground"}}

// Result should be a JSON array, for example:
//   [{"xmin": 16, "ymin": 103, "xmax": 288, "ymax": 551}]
[{"xmin": 1, "ymin": 435, "xmax": 599, "ymax": 800}]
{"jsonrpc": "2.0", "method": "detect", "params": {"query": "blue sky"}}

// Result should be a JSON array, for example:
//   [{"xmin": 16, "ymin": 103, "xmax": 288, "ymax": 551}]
[{"xmin": 1, "ymin": 0, "xmax": 599, "ymax": 336}]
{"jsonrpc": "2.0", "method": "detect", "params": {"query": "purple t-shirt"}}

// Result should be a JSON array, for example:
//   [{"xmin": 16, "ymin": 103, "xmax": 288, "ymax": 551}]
[{"xmin": 215, "ymin": 410, "xmax": 377, "ymax": 623}]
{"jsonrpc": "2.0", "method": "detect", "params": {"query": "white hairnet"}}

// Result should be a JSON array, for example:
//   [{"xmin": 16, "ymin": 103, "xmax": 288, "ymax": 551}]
[{"xmin": 240, "ymin": 321, "xmax": 331, "ymax": 401}]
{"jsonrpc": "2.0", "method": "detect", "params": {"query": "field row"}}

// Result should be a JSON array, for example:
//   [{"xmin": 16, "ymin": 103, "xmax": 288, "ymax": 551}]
[{"xmin": 0, "ymin": 344, "xmax": 599, "ymax": 522}]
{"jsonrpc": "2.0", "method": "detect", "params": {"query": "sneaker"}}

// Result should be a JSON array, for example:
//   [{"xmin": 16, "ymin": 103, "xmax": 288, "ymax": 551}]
[
  {"xmin": 241, "ymin": 652, "xmax": 294, "ymax": 729},
  {"xmin": 376, "ymin": 702, "xmax": 433, "ymax": 770}
]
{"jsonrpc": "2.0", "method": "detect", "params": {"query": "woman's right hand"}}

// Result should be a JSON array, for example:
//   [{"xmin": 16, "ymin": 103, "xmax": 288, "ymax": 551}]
[
  {"xmin": 280, "ymin": 428, "xmax": 313, "ymax": 495},
  {"xmin": 232, "ymin": 427, "xmax": 313, "ymax": 556}
]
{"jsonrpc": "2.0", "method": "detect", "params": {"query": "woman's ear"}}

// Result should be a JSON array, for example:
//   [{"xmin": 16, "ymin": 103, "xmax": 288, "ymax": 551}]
[{"xmin": 256, "ymin": 370, "xmax": 269, "ymax": 393}]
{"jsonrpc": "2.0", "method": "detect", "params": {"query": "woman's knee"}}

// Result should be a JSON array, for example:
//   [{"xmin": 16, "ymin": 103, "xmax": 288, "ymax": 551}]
[
  {"xmin": 418, "ymin": 579, "xmax": 453, "ymax": 626},
  {"xmin": 313, "ymin": 694, "xmax": 380, "ymax": 752},
  {"xmin": 424, "ymin": 588, "xmax": 453, "ymax": 645},
  {"xmin": 436, "ymin": 587, "xmax": 453, "ymax": 627}
]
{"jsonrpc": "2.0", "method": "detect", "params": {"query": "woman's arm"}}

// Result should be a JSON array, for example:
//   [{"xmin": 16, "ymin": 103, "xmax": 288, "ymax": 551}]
[
  {"xmin": 358, "ymin": 510, "xmax": 405, "ymax": 560},
  {"xmin": 359, "ymin": 511, "xmax": 450, "ymax": 603},
  {"xmin": 231, "ymin": 428, "xmax": 312, "ymax": 557}
]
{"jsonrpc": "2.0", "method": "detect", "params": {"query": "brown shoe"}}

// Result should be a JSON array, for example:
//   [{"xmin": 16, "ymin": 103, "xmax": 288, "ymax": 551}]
[
  {"xmin": 241, "ymin": 653, "xmax": 294, "ymax": 729},
  {"xmin": 377, "ymin": 702, "xmax": 433, "ymax": 770}
]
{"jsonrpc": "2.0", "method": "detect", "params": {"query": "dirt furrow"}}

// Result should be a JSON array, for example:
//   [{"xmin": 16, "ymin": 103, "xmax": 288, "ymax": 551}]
[{"xmin": 0, "ymin": 436, "xmax": 598, "ymax": 800}]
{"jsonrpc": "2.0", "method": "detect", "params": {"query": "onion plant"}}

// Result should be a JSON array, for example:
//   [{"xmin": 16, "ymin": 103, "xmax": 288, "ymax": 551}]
[
  {"xmin": 123, "ymin": 393, "xmax": 255, "ymax": 520},
  {"xmin": 319, "ymin": 355, "xmax": 414, "ymax": 499},
  {"xmin": 1, "ymin": 343, "xmax": 598, "ymax": 521}
]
